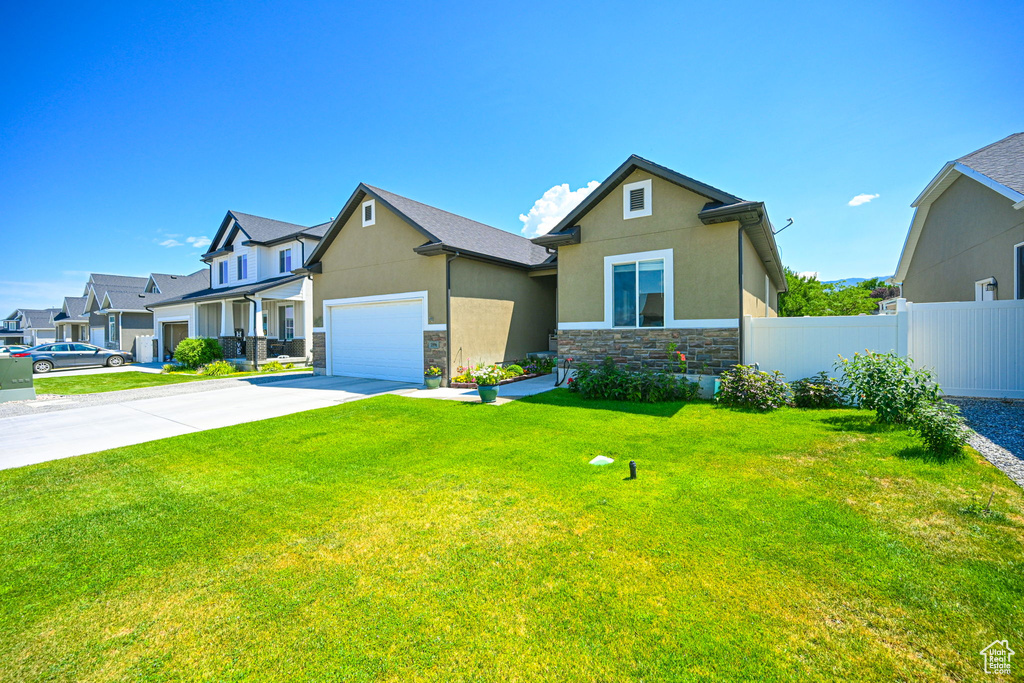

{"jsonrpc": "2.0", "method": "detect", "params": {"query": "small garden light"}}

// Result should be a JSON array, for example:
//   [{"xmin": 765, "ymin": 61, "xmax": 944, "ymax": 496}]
[{"xmin": 629, "ymin": 461, "xmax": 637, "ymax": 479}]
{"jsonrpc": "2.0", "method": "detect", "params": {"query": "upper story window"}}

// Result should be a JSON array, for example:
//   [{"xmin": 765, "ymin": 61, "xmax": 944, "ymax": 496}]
[
  {"xmin": 613, "ymin": 258, "xmax": 665, "ymax": 327},
  {"xmin": 362, "ymin": 199, "xmax": 376, "ymax": 227},
  {"xmin": 3, "ymin": 321, "xmax": 16, "ymax": 331},
  {"xmin": 237, "ymin": 254, "xmax": 248, "ymax": 280},
  {"xmin": 218, "ymin": 261, "xmax": 229, "ymax": 285},
  {"xmin": 622, "ymin": 179, "xmax": 652, "ymax": 220},
  {"xmin": 279, "ymin": 248, "xmax": 293, "ymax": 273}
]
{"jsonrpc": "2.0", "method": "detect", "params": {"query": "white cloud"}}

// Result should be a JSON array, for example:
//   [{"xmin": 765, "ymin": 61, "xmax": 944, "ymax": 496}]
[
  {"xmin": 519, "ymin": 180, "xmax": 600, "ymax": 237},
  {"xmin": 186, "ymin": 236, "xmax": 211, "ymax": 249},
  {"xmin": 847, "ymin": 193, "xmax": 880, "ymax": 207},
  {"xmin": 159, "ymin": 239, "xmax": 183, "ymax": 248},
  {"xmin": 796, "ymin": 271, "xmax": 820, "ymax": 280}
]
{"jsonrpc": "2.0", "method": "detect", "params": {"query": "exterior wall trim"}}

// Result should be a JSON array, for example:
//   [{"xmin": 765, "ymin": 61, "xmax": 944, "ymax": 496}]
[
  {"xmin": 559, "ymin": 319, "xmax": 738, "ymax": 330},
  {"xmin": 603, "ymin": 248, "xmax": 675, "ymax": 328}
]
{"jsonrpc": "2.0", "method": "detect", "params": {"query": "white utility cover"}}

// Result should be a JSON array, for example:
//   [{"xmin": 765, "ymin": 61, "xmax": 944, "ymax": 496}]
[{"xmin": 329, "ymin": 299, "xmax": 423, "ymax": 383}]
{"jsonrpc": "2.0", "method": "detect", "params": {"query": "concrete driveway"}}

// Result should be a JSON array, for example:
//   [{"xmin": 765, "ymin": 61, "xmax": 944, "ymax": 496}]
[{"xmin": 1, "ymin": 375, "xmax": 416, "ymax": 471}]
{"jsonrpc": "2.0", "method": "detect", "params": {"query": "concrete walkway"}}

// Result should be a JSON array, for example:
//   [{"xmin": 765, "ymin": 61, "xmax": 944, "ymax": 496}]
[{"xmin": 0, "ymin": 375, "xmax": 416, "ymax": 471}]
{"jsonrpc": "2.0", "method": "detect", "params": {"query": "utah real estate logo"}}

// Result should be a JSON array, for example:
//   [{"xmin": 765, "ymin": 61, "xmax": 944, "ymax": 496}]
[{"xmin": 980, "ymin": 640, "xmax": 1014, "ymax": 675}]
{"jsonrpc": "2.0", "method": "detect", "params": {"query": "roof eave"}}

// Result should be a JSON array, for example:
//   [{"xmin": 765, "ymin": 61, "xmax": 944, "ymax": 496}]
[
  {"xmin": 531, "ymin": 225, "xmax": 581, "ymax": 248},
  {"xmin": 413, "ymin": 242, "xmax": 538, "ymax": 270}
]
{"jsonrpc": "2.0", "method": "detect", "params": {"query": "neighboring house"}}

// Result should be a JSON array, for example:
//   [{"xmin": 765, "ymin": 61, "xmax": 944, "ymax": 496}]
[
  {"xmin": 82, "ymin": 273, "xmax": 150, "ymax": 349},
  {"xmin": 52, "ymin": 296, "xmax": 90, "ymax": 342},
  {"xmin": 895, "ymin": 132, "xmax": 1024, "ymax": 302},
  {"xmin": 148, "ymin": 211, "xmax": 330, "ymax": 365},
  {"xmin": 303, "ymin": 184, "xmax": 555, "ymax": 383},
  {"xmin": 0, "ymin": 308, "xmax": 60, "ymax": 346},
  {"xmin": 533, "ymin": 155, "xmax": 786, "ymax": 374}
]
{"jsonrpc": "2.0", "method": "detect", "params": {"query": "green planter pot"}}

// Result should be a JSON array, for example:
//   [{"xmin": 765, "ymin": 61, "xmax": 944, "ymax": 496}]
[
  {"xmin": 424, "ymin": 375, "xmax": 442, "ymax": 389},
  {"xmin": 477, "ymin": 384, "xmax": 499, "ymax": 403}
]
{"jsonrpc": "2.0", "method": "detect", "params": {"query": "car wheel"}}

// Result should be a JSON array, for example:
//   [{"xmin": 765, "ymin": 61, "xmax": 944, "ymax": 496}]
[
  {"xmin": 33, "ymin": 360, "xmax": 52, "ymax": 374},
  {"xmin": 107, "ymin": 355, "xmax": 124, "ymax": 367}
]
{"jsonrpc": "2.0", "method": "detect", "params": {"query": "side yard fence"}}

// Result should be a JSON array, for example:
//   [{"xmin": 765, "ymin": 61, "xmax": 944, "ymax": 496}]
[{"xmin": 744, "ymin": 299, "xmax": 1024, "ymax": 399}]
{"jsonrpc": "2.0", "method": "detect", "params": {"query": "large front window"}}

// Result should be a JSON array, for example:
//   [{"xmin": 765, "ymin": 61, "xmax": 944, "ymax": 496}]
[{"xmin": 613, "ymin": 259, "xmax": 664, "ymax": 327}]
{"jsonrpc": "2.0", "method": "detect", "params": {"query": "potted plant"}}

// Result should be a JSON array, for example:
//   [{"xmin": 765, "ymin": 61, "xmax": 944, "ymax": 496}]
[
  {"xmin": 424, "ymin": 366, "xmax": 443, "ymax": 389},
  {"xmin": 472, "ymin": 365, "xmax": 504, "ymax": 403}
]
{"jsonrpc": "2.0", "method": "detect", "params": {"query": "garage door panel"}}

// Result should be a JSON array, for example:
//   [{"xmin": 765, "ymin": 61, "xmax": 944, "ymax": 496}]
[{"xmin": 329, "ymin": 299, "xmax": 423, "ymax": 383}]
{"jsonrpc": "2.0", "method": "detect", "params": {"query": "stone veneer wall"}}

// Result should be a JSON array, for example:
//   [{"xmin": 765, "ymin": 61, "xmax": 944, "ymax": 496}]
[
  {"xmin": 280, "ymin": 338, "xmax": 306, "ymax": 358},
  {"xmin": 423, "ymin": 330, "xmax": 448, "ymax": 382},
  {"xmin": 557, "ymin": 327, "xmax": 739, "ymax": 375},
  {"xmin": 219, "ymin": 336, "xmax": 245, "ymax": 359},
  {"xmin": 245, "ymin": 336, "xmax": 267, "ymax": 364},
  {"xmin": 312, "ymin": 331, "xmax": 326, "ymax": 372}
]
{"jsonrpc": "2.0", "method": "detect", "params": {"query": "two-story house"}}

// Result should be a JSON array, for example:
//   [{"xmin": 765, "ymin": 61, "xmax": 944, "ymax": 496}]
[
  {"xmin": 148, "ymin": 210, "xmax": 330, "ymax": 365},
  {"xmin": 1, "ymin": 308, "xmax": 59, "ymax": 346}
]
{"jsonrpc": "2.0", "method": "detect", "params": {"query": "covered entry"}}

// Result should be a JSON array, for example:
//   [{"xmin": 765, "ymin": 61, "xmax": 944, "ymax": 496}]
[
  {"xmin": 161, "ymin": 322, "xmax": 189, "ymax": 361},
  {"xmin": 326, "ymin": 294, "xmax": 425, "ymax": 383}
]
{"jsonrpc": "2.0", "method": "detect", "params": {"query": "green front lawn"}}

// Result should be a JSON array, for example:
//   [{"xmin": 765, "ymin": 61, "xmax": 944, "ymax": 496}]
[
  {"xmin": 1, "ymin": 393, "xmax": 1021, "ymax": 681},
  {"xmin": 33, "ymin": 368, "xmax": 312, "ymax": 395}
]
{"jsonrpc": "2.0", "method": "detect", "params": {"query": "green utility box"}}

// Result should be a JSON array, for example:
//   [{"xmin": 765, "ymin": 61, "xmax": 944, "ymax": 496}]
[{"xmin": 0, "ymin": 357, "xmax": 35, "ymax": 403}]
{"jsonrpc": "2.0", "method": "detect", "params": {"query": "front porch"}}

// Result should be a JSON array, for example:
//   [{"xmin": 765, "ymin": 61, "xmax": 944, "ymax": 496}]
[{"xmin": 194, "ymin": 294, "xmax": 311, "ymax": 367}]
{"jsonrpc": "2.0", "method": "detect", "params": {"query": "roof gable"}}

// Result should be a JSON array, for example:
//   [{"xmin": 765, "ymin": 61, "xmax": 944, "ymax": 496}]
[
  {"xmin": 306, "ymin": 184, "xmax": 552, "ymax": 269},
  {"xmin": 542, "ymin": 155, "xmax": 744, "ymax": 237}
]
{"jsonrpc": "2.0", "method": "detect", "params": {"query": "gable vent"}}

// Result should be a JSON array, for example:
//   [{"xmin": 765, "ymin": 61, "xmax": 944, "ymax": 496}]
[
  {"xmin": 629, "ymin": 187, "xmax": 646, "ymax": 212},
  {"xmin": 364, "ymin": 204, "xmax": 372, "ymax": 222}
]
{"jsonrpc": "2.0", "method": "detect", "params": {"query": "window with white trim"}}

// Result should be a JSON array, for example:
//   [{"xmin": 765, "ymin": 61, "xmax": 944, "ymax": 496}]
[
  {"xmin": 612, "ymin": 259, "xmax": 665, "ymax": 327},
  {"xmin": 237, "ymin": 254, "xmax": 247, "ymax": 280},
  {"xmin": 108, "ymin": 314, "xmax": 116, "ymax": 342},
  {"xmin": 1016, "ymin": 242, "xmax": 1024, "ymax": 300},
  {"xmin": 280, "ymin": 305, "xmax": 295, "ymax": 341},
  {"xmin": 218, "ymin": 261, "xmax": 228, "ymax": 285},
  {"xmin": 362, "ymin": 199, "xmax": 376, "ymax": 227},
  {"xmin": 622, "ymin": 179, "xmax": 652, "ymax": 220},
  {"xmin": 279, "ymin": 248, "xmax": 292, "ymax": 273}
]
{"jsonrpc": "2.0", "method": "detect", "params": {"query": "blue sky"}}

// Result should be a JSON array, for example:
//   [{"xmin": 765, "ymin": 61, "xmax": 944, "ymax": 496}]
[{"xmin": 2, "ymin": 0, "xmax": 1022, "ymax": 314}]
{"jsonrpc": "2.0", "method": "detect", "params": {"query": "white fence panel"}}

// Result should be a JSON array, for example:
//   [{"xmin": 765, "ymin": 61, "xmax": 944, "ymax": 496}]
[
  {"xmin": 135, "ymin": 335, "xmax": 155, "ymax": 363},
  {"xmin": 907, "ymin": 300, "xmax": 1024, "ymax": 399},
  {"xmin": 746, "ymin": 315, "xmax": 900, "ymax": 382}
]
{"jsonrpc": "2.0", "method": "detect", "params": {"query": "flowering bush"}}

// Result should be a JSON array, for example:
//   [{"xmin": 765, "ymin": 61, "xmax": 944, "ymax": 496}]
[
  {"xmin": 836, "ymin": 351, "xmax": 940, "ymax": 424},
  {"xmin": 791, "ymin": 372, "xmax": 847, "ymax": 409},
  {"xmin": 568, "ymin": 357, "xmax": 699, "ymax": 403},
  {"xmin": 425, "ymin": 366, "xmax": 443, "ymax": 376},
  {"xmin": 909, "ymin": 401, "xmax": 969, "ymax": 456},
  {"xmin": 716, "ymin": 364, "xmax": 790, "ymax": 411}
]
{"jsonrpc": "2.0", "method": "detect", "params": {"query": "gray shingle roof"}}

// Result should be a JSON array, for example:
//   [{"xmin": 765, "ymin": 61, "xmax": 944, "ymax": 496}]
[
  {"xmin": 149, "ymin": 274, "xmax": 304, "ymax": 307},
  {"xmin": 88, "ymin": 273, "xmax": 149, "ymax": 292},
  {"xmin": 229, "ymin": 211, "xmax": 330, "ymax": 244},
  {"xmin": 149, "ymin": 270, "xmax": 210, "ymax": 301},
  {"xmin": 365, "ymin": 185, "xmax": 552, "ymax": 267},
  {"xmin": 21, "ymin": 308, "xmax": 60, "ymax": 329},
  {"xmin": 53, "ymin": 296, "xmax": 88, "ymax": 322},
  {"xmin": 957, "ymin": 132, "xmax": 1024, "ymax": 195},
  {"xmin": 103, "ymin": 290, "xmax": 166, "ymax": 311}
]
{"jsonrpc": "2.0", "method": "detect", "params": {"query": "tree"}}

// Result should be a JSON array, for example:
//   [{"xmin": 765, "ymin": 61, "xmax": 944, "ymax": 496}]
[{"xmin": 777, "ymin": 268, "xmax": 880, "ymax": 317}]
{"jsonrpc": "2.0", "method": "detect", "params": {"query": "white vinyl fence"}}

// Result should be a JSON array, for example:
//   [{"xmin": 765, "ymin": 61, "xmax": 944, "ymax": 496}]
[{"xmin": 745, "ymin": 299, "xmax": 1024, "ymax": 399}]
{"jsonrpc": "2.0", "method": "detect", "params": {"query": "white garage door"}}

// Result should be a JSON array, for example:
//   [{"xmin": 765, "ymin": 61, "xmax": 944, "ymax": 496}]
[{"xmin": 329, "ymin": 299, "xmax": 424, "ymax": 382}]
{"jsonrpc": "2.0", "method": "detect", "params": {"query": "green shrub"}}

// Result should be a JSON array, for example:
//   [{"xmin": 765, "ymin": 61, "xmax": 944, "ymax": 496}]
[
  {"xmin": 909, "ymin": 401, "xmax": 969, "ymax": 456},
  {"xmin": 503, "ymin": 364, "xmax": 524, "ymax": 378},
  {"xmin": 199, "ymin": 360, "xmax": 237, "ymax": 377},
  {"xmin": 791, "ymin": 372, "xmax": 847, "ymax": 409},
  {"xmin": 568, "ymin": 357, "xmax": 699, "ymax": 403},
  {"xmin": 520, "ymin": 357, "xmax": 555, "ymax": 375},
  {"xmin": 161, "ymin": 364, "xmax": 177, "ymax": 374},
  {"xmin": 173, "ymin": 338, "xmax": 224, "ymax": 370},
  {"xmin": 836, "ymin": 351, "xmax": 940, "ymax": 424},
  {"xmin": 261, "ymin": 360, "xmax": 285, "ymax": 373},
  {"xmin": 716, "ymin": 364, "xmax": 790, "ymax": 411},
  {"xmin": 285, "ymin": 363, "xmax": 295, "ymax": 369}
]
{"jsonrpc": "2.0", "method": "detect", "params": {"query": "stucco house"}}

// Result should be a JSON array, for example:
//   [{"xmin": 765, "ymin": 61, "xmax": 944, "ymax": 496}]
[
  {"xmin": 82, "ymin": 273, "xmax": 151, "ymax": 351},
  {"xmin": 534, "ymin": 155, "xmax": 785, "ymax": 374},
  {"xmin": 303, "ymin": 184, "xmax": 555, "ymax": 383},
  {"xmin": 1, "ymin": 308, "xmax": 59, "ymax": 346},
  {"xmin": 148, "ymin": 211, "xmax": 330, "ymax": 365},
  {"xmin": 894, "ymin": 132, "xmax": 1024, "ymax": 302}
]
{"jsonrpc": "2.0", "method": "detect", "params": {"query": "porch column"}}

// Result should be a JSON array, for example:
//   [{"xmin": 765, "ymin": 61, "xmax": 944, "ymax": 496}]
[
  {"xmin": 221, "ymin": 300, "xmax": 231, "ymax": 336},
  {"xmin": 302, "ymin": 279, "xmax": 314, "ymax": 361},
  {"xmin": 246, "ymin": 301, "xmax": 255, "ymax": 336},
  {"xmin": 254, "ymin": 297, "xmax": 264, "ymax": 337}
]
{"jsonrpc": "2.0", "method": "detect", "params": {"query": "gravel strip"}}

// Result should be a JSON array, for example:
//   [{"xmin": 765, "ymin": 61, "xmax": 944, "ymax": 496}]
[
  {"xmin": 947, "ymin": 397, "xmax": 1024, "ymax": 488},
  {"xmin": 0, "ymin": 372, "xmax": 314, "ymax": 419}
]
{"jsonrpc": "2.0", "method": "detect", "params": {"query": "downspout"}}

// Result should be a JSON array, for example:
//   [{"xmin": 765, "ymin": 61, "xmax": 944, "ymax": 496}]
[
  {"xmin": 243, "ymin": 294, "xmax": 259, "ymax": 370},
  {"xmin": 737, "ymin": 226, "xmax": 745, "ymax": 366},
  {"xmin": 445, "ymin": 251, "xmax": 460, "ymax": 386}
]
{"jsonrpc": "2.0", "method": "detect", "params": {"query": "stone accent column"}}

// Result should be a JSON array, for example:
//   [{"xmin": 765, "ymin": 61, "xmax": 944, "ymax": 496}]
[
  {"xmin": 245, "ymin": 337, "xmax": 267, "ymax": 364},
  {"xmin": 423, "ymin": 330, "xmax": 448, "ymax": 382},
  {"xmin": 219, "ymin": 336, "xmax": 244, "ymax": 359},
  {"xmin": 312, "ymin": 331, "xmax": 326, "ymax": 374},
  {"xmin": 556, "ymin": 327, "xmax": 739, "ymax": 375}
]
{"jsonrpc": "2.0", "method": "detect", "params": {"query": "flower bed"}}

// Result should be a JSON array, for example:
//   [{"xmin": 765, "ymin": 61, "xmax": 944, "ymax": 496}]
[{"xmin": 450, "ymin": 372, "xmax": 545, "ymax": 388}]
